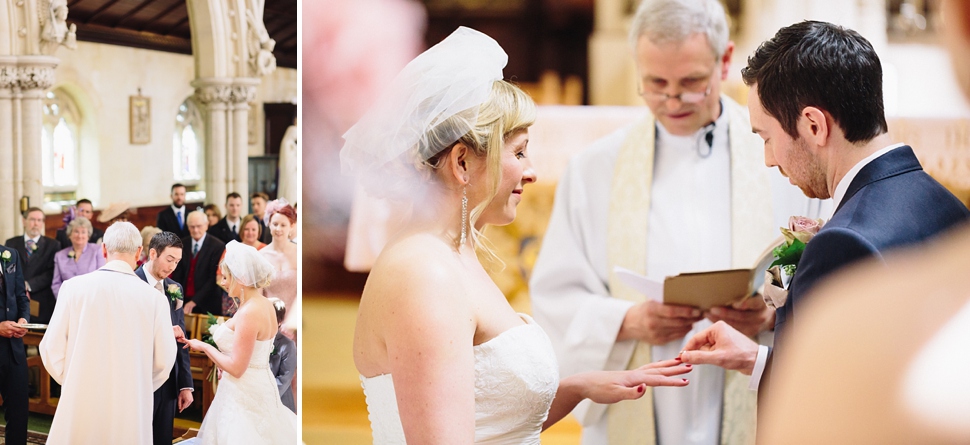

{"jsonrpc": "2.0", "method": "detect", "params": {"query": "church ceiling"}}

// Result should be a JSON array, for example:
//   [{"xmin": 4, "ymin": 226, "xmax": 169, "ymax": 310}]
[{"xmin": 65, "ymin": 0, "xmax": 298, "ymax": 69}]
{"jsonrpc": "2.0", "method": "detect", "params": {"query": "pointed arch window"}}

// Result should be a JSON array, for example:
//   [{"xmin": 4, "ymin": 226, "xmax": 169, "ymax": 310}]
[
  {"xmin": 42, "ymin": 89, "xmax": 80, "ymax": 191},
  {"xmin": 174, "ymin": 99, "xmax": 204, "ymax": 181}
]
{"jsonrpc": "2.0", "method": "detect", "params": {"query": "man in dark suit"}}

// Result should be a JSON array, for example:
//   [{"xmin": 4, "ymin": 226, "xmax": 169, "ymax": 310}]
[
  {"xmin": 135, "ymin": 232, "xmax": 193, "ymax": 445},
  {"xmin": 55, "ymin": 199, "xmax": 104, "ymax": 248},
  {"xmin": 0, "ymin": 245, "xmax": 31, "ymax": 445},
  {"xmin": 4, "ymin": 207, "xmax": 60, "ymax": 324},
  {"xmin": 680, "ymin": 21, "xmax": 970, "ymax": 392},
  {"xmin": 208, "ymin": 192, "xmax": 243, "ymax": 244},
  {"xmin": 157, "ymin": 184, "xmax": 190, "ymax": 239},
  {"xmin": 172, "ymin": 211, "xmax": 226, "ymax": 315},
  {"xmin": 250, "ymin": 192, "xmax": 272, "ymax": 244}
]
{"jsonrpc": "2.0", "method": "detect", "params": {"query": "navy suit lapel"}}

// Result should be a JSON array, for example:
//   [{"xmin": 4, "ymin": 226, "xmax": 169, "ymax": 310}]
[
  {"xmin": 836, "ymin": 146, "xmax": 923, "ymax": 215},
  {"xmin": 11, "ymin": 239, "xmax": 27, "ymax": 266}
]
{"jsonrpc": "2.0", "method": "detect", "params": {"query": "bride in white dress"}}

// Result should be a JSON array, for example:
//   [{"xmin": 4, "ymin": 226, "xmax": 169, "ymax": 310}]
[
  {"xmin": 180, "ymin": 241, "xmax": 297, "ymax": 444},
  {"xmin": 343, "ymin": 27, "xmax": 693, "ymax": 444}
]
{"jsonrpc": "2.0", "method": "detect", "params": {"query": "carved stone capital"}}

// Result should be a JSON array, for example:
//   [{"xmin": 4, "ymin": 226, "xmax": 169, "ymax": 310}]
[
  {"xmin": 0, "ymin": 66, "xmax": 17, "ymax": 89},
  {"xmin": 17, "ymin": 65, "xmax": 55, "ymax": 90},
  {"xmin": 194, "ymin": 84, "xmax": 233, "ymax": 104},
  {"xmin": 229, "ymin": 84, "xmax": 257, "ymax": 104}
]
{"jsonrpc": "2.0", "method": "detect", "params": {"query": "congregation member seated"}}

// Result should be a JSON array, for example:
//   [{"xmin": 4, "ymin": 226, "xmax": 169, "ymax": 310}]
[
  {"xmin": 208, "ymin": 192, "xmax": 244, "ymax": 244},
  {"xmin": 4, "ymin": 207, "xmax": 58, "ymax": 323},
  {"xmin": 172, "ymin": 210, "xmax": 226, "ymax": 315},
  {"xmin": 203, "ymin": 204, "xmax": 222, "ymax": 228},
  {"xmin": 56, "ymin": 199, "xmax": 104, "ymax": 248},
  {"xmin": 239, "ymin": 214, "xmax": 266, "ymax": 250},
  {"xmin": 51, "ymin": 217, "xmax": 105, "ymax": 298}
]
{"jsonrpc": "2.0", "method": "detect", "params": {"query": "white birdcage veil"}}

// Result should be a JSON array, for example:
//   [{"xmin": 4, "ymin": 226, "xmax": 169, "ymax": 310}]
[
  {"xmin": 223, "ymin": 241, "xmax": 275, "ymax": 288},
  {"xmin": 340, "ymin": 27, "xmax": 508, "ymax": 198}
]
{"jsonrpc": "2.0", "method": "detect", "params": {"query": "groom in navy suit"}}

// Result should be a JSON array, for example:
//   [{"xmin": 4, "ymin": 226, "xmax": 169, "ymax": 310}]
[
  {"xmin": 135, "ymin": 232, "xmax": 194, "ymax": 445},
  {"xmin": 0, "ymin": 245, "xmax": 30, "ymax": 445},
  {"xmin": 679, "ymin": 21, "xmax": 970, "ymax": 395}
]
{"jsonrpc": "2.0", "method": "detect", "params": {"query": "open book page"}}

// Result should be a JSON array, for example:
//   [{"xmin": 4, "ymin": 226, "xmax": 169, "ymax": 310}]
[
  {"xmin": 614, "ymin": 267, "xmax": 663, "ymax": 303},
  {"xmin": 611, "ymin": 235, "xmax": 787, "ymax": 310}
]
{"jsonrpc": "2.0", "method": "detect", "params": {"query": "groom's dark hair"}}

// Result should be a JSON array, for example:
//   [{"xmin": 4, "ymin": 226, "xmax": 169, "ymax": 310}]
[
  {"xmin": 742, "ymin": 21, "xmax": 888, "ymax": 144},
  {"xmin": 149, "ymin": 231, "xmax": 183, "ymax": 256}
]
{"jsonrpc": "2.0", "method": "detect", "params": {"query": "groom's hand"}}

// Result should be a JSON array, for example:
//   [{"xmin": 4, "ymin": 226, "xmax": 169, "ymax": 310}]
[
  {"xmin": 618, "ymin": 300, "xmax": 703, "ymax": 345},
  {"xmin": 679, "ymin": 321, "xmax": 759, "ymax": 375},
  {"xmin": 173, "ymin": 325, "xmax": 185, "ymax": 341},
  {"xmin": 705, "ymin": 296, "xmax": 774, "ymax": 338},
  {"xmin": 177, "ymin": 389, "xmax": 193, "ymax": 412},
  {"xmin": 0, "ymin": 321, "xmax": 27, "ymax": 339}
]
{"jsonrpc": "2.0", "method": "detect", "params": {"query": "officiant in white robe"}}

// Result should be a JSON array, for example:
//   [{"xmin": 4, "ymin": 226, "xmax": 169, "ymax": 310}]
[
  {"xmin": 40, "ymin": 222, "xmax": 177, "ymax": 445},
  {"xmin": 529, "ymin": 2, "xmax": 827, "ymax": 444}
]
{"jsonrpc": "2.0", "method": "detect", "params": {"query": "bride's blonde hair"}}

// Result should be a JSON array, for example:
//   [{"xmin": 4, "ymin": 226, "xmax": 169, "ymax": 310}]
[{"xmin": 421, "ymin": 80, "xmax": 536, "ymax": 260}]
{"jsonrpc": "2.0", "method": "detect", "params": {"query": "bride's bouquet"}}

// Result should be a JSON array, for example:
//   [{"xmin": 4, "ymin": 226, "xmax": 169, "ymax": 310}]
[{"xmin": 201, "ymin": 314, "xmax": 224, "ymax": 393}]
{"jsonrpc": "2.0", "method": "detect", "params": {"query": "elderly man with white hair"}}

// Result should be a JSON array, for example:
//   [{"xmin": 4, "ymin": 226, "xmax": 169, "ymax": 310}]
[
  {"xmin": 172, "ymin": 210, "xmax": 227, "ymax": 315},
  {"xmin": 529, "ymin": 1, "xmax": 828, "ymax": 444},
  {"xmin": 40, "ymin": 222, "xmax": 177, "ymax": 444}
]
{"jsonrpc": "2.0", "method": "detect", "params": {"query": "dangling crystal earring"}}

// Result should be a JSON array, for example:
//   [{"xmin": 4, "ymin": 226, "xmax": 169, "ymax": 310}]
[{"xmin": 460, "ymin": 185, "xmax": 468, "ymax": 246}]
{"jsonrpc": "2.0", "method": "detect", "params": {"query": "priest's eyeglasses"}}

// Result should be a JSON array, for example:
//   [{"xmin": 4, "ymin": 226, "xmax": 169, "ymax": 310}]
[{"xmin": 637, "ymin": 73, "xmax": 714, "ymax": 104}]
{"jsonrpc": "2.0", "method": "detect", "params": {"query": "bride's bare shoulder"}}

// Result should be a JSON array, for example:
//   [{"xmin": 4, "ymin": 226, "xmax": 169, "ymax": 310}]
[{"xmin": 363, "ymin": 234, "xmax": 467, "ymax": 308}]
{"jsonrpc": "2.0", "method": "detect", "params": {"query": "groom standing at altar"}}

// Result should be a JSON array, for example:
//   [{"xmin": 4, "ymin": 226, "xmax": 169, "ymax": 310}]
[
  {"xmin": 40, "ymin": 222, "xmax": 177, "ymax": 444},
  {"xmin": 679, "ymin": 21, "xmax": 970, "ymax": 403},
  {"xmin": 530, "ymin": 1, "xmax": 823, "ymax": 444},
  {"xmin": 135, "ymin": 231, "xmax": 194, "ymax": 445}
]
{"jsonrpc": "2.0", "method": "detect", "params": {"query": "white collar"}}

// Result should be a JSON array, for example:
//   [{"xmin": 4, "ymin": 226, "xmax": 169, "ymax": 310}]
[
  {"xmin": 172, "ymin": 204, "xmax": 185, "ymax": 213},
  {"xmin": 226, "ymin": 216, "xmax": 241, "ymax": 225},
  {"xmin": 143, "ymin": 261, "xmax": 162, "ymax": 288},
  {"xmin": 193, "ymin": 233, "xmax": 207, "ymax": 246},
  {"xmin": 102, "ymin": 260, "xmax": 136, "ymax": 275},
  {"xmin": 831, "ymin": 143, "xmax": 905, "ymax": 212},
  {"xmin": 24, "ymin": 234, "xmax": 40, "ymax": 244}
]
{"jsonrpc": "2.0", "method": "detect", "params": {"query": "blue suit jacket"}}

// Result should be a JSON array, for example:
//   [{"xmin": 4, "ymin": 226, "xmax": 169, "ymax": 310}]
[
  {"xmin": 775, "ymin": 147, "xmax": 970, "ymax": 343},
  {"xmin": 765, "ymin": 146, "xmax": 970, "ymax": 386},
  {"xmin": 0, "ymin": 246, "xmax": 30, "ymax": 365},
  {"xmin": 134, "ymin": 266, "xmax": 193, "ymax": 394}
]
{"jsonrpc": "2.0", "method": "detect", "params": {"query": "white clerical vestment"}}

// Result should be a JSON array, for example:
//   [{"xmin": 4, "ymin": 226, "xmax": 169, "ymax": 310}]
[
  {"xmin": 40, "ymin": 260, "xmax": 177, "ymax": 445},
  {"xmin": 530, "ymin": 97, "xmax": 827, "ymax": 445}
]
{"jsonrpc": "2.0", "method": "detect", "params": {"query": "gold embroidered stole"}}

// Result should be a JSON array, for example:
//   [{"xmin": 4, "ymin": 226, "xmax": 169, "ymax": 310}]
[{"xmin": 605, "ymin": 98, "xmax": 774, "ymax": 445}]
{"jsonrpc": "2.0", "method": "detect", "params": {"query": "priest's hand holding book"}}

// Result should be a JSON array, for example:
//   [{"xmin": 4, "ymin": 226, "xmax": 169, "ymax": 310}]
[
  {"xmin": 617, "ymin": 300, "xmax": 704, "ymax": 345},
  {"xmin": 703, "ymin": 295, "xmax": 774, "ymax": 338}
]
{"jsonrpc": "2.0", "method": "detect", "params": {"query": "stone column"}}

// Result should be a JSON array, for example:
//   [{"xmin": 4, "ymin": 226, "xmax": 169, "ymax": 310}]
[
  {"xmin": 588, "ymin": 0, "xmax": 639, "ymax": 105},
  {"xmin": 229, "ymin": 79, "xmax": 257, "ymax": 197},
  {"xmin": 0, "ymin": 58, "xmax": 17, "ymax": 238},
  {"xmin": 193, "ymin": 78, "xmax": 232, "ymax": 208},
  {"xmin": 17, "ymin": 56, "xmax": 57, "ymax": 212}
]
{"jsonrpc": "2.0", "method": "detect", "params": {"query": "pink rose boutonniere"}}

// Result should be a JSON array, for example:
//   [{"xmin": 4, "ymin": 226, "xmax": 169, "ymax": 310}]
[{"xmin": 763, "ymin": 216, "xmax": 824, "ymax": 309}]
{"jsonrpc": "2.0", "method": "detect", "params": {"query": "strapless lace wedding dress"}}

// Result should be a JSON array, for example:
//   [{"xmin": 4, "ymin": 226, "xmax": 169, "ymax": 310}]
[
  {"xmin": 189, "ymin": 324, "xmax": 298, "ymax": 444},
  {"xmin": 361, "ymin": 314, "xmax": 560, "ymax": 444}
]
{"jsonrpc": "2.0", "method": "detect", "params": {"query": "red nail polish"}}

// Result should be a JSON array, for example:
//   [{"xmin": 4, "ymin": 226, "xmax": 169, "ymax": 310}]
[
  {"xmin": 638, "ymin": 385, "xmax": 644, "ymax": 393},
  {"xmin": 682, "ymin": 379, "xmax": 689, "ymax": 383}
]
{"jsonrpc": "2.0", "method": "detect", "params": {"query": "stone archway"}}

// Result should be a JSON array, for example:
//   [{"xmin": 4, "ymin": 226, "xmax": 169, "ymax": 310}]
[{"xmin": 186, "ymin": 0, "xmax": 276, "ymax": 205}]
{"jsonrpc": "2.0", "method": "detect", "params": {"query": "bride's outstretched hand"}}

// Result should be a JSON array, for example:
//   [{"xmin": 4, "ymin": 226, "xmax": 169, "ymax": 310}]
[
  {"xmin": 580, "ymin": 358, "xmax": 692, "ymax": 404},
  {"xmin": 179, "ymin": 338, "xmax": 206, "ymax": 352}
]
